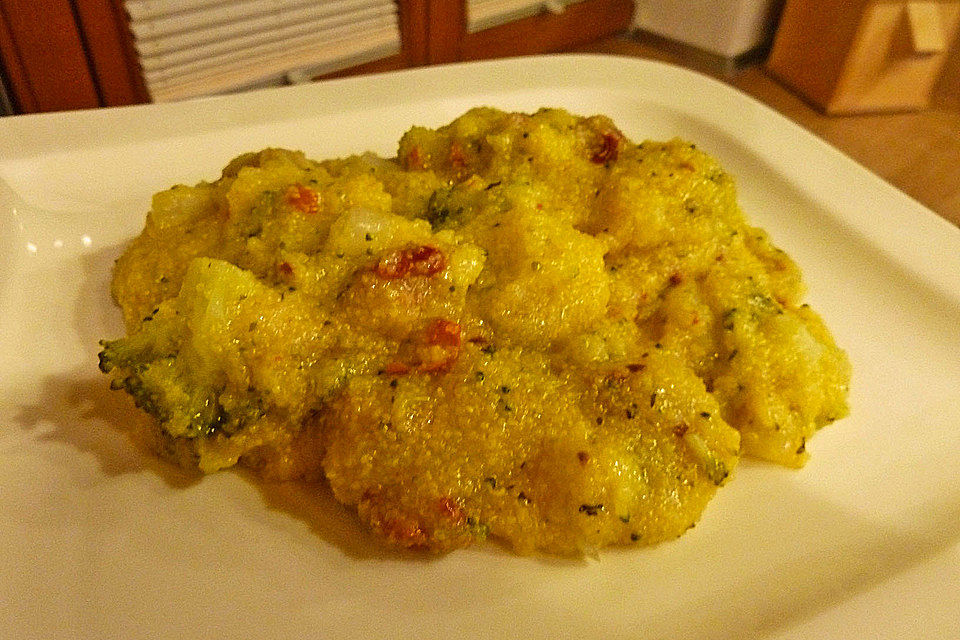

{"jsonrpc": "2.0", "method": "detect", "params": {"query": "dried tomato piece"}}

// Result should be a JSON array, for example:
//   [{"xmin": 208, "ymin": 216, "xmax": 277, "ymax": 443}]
[
  {"xmin": 360, "ymin": 491, "xmax": 431, "ymax": 548},
  {"xmin": 449, "ymin": 141, "xmax": 467, "ymax": 168},
  {"xmin": 374, "ymin": 245, "xmax": 447, "ymax": 279},
  {"xmin": 276, "ymin": 260, "xmax": 294, "ymax": 281},
  {"xmin": 384, "ymin": 361, "xmax": 411, "ymax": 375},
  {"xmin": 285, "ymin": 184, "xmax": 319, "ymax": 214},
  {"xmin": 591, "ymin": 132, "xmax": 622, "ymax": 164},
  {"xmin": 417, "ymin": 319, "xmax": 461, "ymax": 373},
  {"xmin": 436, "ymin": 496, "xmax": 466, "ymax": 524},
  {"xmin": 404, "ymin": 144, "xmax": 426, "ymax": 170},
  {"xmin": 386, "ymin": 318, "xmax": 462, "ymax": 375},
  {"xmin": 427, "ymin": 318, "xmax": 461, "ymax": 348},
  {"xmin": 407, "ymin": 245, "xmax": 446, "ymax": 276}
]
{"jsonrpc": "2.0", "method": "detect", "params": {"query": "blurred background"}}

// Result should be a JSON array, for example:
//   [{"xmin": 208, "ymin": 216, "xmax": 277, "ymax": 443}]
[{"xmin": 1, "ymin": 0, "xmax": 958, "ymax": 223}]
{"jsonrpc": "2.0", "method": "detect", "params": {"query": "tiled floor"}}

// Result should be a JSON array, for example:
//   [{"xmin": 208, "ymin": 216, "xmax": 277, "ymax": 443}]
[{"xmin": 574, "ymin": 33, "xmax": 960, "ymax": 228}]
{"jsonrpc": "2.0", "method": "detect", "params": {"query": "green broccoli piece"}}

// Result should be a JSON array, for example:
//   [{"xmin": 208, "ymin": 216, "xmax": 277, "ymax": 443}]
[
  {"xmin": 99, "ymin": 258, "xmax": 265, "ymax": 441},
  {"xmin": 99, "ymin": 348, "xmax": 227, "ymax": 439}
]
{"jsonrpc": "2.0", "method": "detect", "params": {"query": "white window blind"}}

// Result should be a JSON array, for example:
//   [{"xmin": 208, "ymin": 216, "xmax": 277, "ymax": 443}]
[
  {"xmin": 123, "ymin": 0, "xmax": 401, "ymax": 102},
  {"xmin": 466, "ymin": 0, "xmax": 583, "ymax": 33}
]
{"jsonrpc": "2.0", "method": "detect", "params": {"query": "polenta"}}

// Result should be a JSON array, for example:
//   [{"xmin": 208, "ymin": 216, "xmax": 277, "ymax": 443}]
[{"xmin": 100, "ymin": 108, "xmax": 850, "ymax": 554}]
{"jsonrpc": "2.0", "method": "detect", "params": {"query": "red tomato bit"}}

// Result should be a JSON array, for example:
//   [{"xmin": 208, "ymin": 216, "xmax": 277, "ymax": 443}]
[
  {"xmin": 385, "ymin": 361, "xmax": 411, "ymax": 375},
  {"xmin": 385, "ymin": 319, "xmax": 462, "ymax": 376},
  {"xmin": 404, "ymin": 144, "xmax": 426, "ymax": 170},
  {"xmin": 417, "ymin": 321, "xmax": 461, "ymax": 373},
  {"xmin": 449, "ymin": 141, "xmax": 467, "ymax": 168},
  {"xmin": 591, "ymin": 132, "xmax": 622, "ymax": 164},
  {"xmin": 436, "ymin": 496, "xmax": 466, "ymax": 524},
  {"xmin": 408, "ymin": 245, "xmax": 447, "ymax": 276},
  {"xmin": 427, "ymin": 318, "xmax": 461, "ymax": 348},
  {"xmin": 375, "ymin": 245, "xmax": 447, "ymax": 279},
  {"xmin": 285, "ymin": 184, "xmax": 319, "ymax": 215}
]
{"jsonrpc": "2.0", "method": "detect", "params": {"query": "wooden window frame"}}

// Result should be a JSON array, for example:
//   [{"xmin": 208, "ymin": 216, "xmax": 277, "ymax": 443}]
[
  {"xmin": 0, "ymin": 0, "xmax": 101, "ymax": 112},
  {"xmin": 74, "ymin": 0, "xmax": 150, "ymax": 106},
  {"xmin": 428, "ymin": 0, "xmax": 634, "ymax": 64},
  {"xmin": 1, "ymin": 0, "xmax": 633, "ymax": 113}
]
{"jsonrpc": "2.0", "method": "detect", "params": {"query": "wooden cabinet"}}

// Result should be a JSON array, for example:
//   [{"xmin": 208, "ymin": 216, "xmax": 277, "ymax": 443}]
[
  {"xmin": 767, "ymin": 0, "xmax": 960, "ymax": 113},
  {"xmin": 0, "ymin": 0, "xmax": 633, "ymax": 114}
]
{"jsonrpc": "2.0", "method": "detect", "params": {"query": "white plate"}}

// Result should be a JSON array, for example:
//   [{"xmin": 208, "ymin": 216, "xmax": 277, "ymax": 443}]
[{"xmin": 2, "ymin": 55, "xmax": 959, "ymax": 640}]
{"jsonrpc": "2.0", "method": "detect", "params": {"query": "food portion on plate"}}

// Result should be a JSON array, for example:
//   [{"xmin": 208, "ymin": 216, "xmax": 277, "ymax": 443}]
[{"xmin": 99, "ymin": 107, "xmax": 850, "ymax": 554}]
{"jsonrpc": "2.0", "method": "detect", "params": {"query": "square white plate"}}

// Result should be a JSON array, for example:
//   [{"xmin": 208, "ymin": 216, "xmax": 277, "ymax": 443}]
[{"xmin": 2, "ymin": 55, "xmax": 959, "ymax": 640}]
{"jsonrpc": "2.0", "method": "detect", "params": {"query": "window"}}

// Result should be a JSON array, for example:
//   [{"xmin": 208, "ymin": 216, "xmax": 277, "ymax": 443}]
[{"xmin": 123, "ymin": 0, "xmax": 402, "ymax": 101}]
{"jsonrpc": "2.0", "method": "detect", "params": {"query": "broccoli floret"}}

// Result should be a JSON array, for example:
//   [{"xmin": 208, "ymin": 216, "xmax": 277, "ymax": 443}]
[
  {"xmin": 101, "ymin": 256, "xmax": 359, "ymax": 474},
  {"xmin": 99, "ymin": 322, "xmax": 232, "ymax": 440},
  {"xmin": 100, "ymin": 351, "xmax": 227, "ymax": 438},
  {"xmin": 98, "ymin": 311, "xmax": 178, "ymax": 374},
  {"xmin": 99, "ymin": 258, "xmax": 266, "ymax": 443},
  {"xmin": 99, "ymin": 300, "xmax": 223, "ymax": 436}
]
